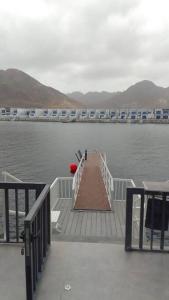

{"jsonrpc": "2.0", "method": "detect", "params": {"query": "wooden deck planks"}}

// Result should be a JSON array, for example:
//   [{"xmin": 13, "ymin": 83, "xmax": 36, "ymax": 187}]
[{"xmin": 53, "ymin": 198, "xmax": 126, "ymax": 242}]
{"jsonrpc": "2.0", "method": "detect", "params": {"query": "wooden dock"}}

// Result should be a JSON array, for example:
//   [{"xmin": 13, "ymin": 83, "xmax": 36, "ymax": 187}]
[
  {"xmin": 74, "ymin": 152, "xmax": 111, "ymax": 211},
  {"xmin": 52, "ymin": 176, "xmax": 136, "ymax": 243}
]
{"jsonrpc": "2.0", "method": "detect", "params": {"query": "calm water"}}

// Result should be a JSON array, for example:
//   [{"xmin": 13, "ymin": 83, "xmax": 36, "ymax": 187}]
[{"xmin": 0, "ymin": 121, "xmax": 169, "ymax": 185}]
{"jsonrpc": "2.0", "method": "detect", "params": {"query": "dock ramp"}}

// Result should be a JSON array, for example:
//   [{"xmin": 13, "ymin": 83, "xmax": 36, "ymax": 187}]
[{"xmin": 73, "ymin": 152, "xmax": 113, "ymax": 211}]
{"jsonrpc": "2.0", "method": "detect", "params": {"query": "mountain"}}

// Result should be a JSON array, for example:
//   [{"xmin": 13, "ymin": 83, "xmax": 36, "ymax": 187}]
[
  {"xmin": 0, "ymin": 69, "xmax": 82, "ymax": 108},
  {"xmin": 67, "ymin": 91, "xmax": 116, "ymax": 108},
  {"xmin": 106, "ymin": 80, "xmax": 169, "ymax": 109},
  {"xmin": 68, "ymin": 81, "xmax": 169, "ymax": 108},
  {"xmin": 2, "ymin": 70, "xmax": 169, "ymax": 109}
]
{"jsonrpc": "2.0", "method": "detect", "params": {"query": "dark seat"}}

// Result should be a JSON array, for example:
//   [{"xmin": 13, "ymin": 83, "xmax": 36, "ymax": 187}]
[{"xmin": 145, "ymin": 198, "xmax": 169, "ymax": 231}]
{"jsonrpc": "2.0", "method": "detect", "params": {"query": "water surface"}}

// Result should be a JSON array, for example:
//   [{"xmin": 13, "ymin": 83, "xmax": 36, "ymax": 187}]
[{"xmin": 0, "ymin": 121, "xmax": 169, "ymax": 185}]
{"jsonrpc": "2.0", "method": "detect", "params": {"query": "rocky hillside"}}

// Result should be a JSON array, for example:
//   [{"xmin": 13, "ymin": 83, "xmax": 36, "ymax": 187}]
[
  {"xmin": 0, "ymin": 69, "xmax": 82, "ymax": 108},
  {"xmin": 68, "ymin": 81, "xmax": 169, "ymax": 108}
]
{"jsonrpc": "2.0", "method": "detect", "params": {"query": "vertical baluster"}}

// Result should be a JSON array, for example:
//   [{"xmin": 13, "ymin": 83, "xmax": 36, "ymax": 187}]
[
  {"xmin": 43, "ymin": 201, "xmax": 47, "ymax": 257},
  {"xmin": 38, "ymin": 209, "xmax": 42, "ymax": 273},
  {"xmin": 32, "ymin": 221, "xmax": 36, "ymax": 291},
  {"xmin": 150, "ymin": 194, "xmax": 155, "ymax": 251},
  {"xmin": 125, "ymin": 188, "xmax": 133, "ymax": 251},
  {"xmin": 5, "ymin": 189, "xmax": 9, "ymax": 242},
  {"xmin": 25, "ymin": 188, "xmax": 29, "ymax": 216},
  {"xmin": 64, "ymin": 180, "xmax": 66, "ymax": 198},
  {"xmin": 25, "ymin": 220, "xmax": 34, "ymax": 300},
  {"xmin": 160, "ymin": 193, "xmax": 166, "ymax": 250},
  {"xmin": 139, "ymin": 191, "xmax": 145, "ymax": 250},
  {"xmin": 35, "ymin": 216, "xmax": 38, "ymax": 280},
  {"xmin": 61, "ymin": 180, "xmax": 63, "ymax": 199},
  {"xmin": 47, "ymin": 192, "xmax": 51, "ymax": 245},
  {"xmin": 15, "ymin": 189, "xmax": 19, "ymax": 242},
  {"xmin": 68, "ymin": 179, "xmax": 71, "ymax": 198}
]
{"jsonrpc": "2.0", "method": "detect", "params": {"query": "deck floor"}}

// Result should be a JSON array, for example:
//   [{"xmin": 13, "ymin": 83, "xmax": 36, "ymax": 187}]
[
  {"xmin": 1, "ymin": 241, "xmax": 169, "ymax": 300},
  {"xmin": 52, "ymin": 198, "xmax": 126, "ymax": 243},
  {"xmin": 52, "ymin": 175, "xmax": 140, "ymax": 243},
  {"xmin": 0, "ymin": 244, "xmax": 25, "ymax": 300},
  {"xmin": 74, "ymin": 152, "xmax": 111, "ymax": 210},
  {"xmin": 36, "ymin": 241, "xmax": 169, "ymax": 300}
]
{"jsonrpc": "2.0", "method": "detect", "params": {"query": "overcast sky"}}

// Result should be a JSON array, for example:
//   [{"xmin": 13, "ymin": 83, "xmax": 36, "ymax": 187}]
[{"xmin": 0, "ymin": 0, "xmax": 169, "ymax": 93}]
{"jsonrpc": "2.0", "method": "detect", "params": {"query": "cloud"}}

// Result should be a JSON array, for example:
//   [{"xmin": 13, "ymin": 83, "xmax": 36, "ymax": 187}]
[{"xmin": 0, "ymin": 0, "xmax": 169, "ymax": 92}]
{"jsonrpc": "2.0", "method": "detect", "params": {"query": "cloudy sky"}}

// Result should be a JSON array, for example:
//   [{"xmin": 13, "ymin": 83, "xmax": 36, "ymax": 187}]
[{"xmin": 0, "ymin": 0, "xmax": 169, "ymax": 93}]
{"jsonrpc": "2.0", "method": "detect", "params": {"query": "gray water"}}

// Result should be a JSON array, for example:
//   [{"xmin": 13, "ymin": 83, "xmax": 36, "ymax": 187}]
[{"xmin": 0, "ymin": 121, "xmax": 169, "ymax": 185}]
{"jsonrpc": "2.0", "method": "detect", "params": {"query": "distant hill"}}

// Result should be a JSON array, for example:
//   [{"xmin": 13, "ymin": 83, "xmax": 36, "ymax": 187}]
[
  {"xmin": 0, "ymin": 69, "xmax": 82, "ymax": 108},
  {"xmin": 68, "ymin": 81, "xmax": 169, "ymax": 108},
  {"xmin": 67, "ymin": 91, "xmax": 116, "ymax": 108}
]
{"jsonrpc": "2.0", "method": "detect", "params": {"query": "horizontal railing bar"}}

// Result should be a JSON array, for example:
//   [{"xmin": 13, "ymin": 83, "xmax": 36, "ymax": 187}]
[
  {"xmin": 53, "ymin": 177, "xmax": 72, "ymax": 180},
  {"xmin": 145, "ymin": 190, "xmax": 169, "ymax": 195},
  {"xmin": 25, "ymin": 185, "xmax": 50, "ymax": 223},
  {"xmin": 9, "ymin": 209, "xmax": 25, "ymax": 216},
  {"xmin": 128, "ymin": 186, "xmax": 169, "ymax": 195},
  {"xmin": 0, "ymin": 182, "xmax": 45, "ymax": 189},
  {"xmin": 113, "ymin": 178, "xmax": 135, "ymax": 182},
  {"xmin": 125, "ymin": 248, "xmax": 169, "ymax": 253},
  {"xmin": 0, "ymin": 241, "xmax": 23, "ymax": 244}
]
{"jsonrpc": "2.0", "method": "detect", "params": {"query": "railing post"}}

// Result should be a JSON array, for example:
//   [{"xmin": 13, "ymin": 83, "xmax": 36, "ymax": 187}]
[
  {"xmin": 160, "ymin": 193, "xmax": 166, "ymax": 250},
  {"xmin": 0, "ymin": 189, "xmax": 6, "ymax": 241},
  {"xmin": 5, "ymin": 189, "xmax": 9, "ymax": 242},
  {"xmin": 139, "ymin": 190, "xmax": 145, "ymax": 250},
  {"xmin": 85, "ymin": 149, "xmax": 87, "ymax": 160},
  {"xmin": 125, "ymin": 188, "xmax": 133, "ymax": 251},
  {"xmin": 25, "ymin": 220, "xmax": 33, "ymax": 300}
]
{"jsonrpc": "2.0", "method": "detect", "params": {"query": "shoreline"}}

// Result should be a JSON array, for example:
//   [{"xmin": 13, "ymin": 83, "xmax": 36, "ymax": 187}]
[{"xmin": 0, "ymin": 117, "xmax": 169, "ymax": 124}]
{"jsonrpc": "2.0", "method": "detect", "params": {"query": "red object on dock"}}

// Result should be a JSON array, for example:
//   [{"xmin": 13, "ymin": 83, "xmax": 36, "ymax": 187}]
[{"xmin": 69, "ymin": 163, "xmax": 77, "ymax": 174}]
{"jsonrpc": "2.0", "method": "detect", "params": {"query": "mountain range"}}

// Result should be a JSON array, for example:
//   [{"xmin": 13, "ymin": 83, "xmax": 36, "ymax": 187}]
[
  {"xmin": 68, "ymin": 81, "xmax": 169, "ymax": 108},
  {"xmin": 1, "ymin": 69, "xmax": 169, "ymax": 109},
  {"xmin": 0, "ymin": 69, "xmax": 81, "ymax": 108}
]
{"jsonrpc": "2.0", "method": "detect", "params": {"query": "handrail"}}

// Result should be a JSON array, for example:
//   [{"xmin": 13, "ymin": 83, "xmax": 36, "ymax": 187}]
[
  {"xmin": 50, "ymin": 178, "xmax": 59, "ymax": 210},
  {"xmin": 99, "ymin": 153, "xmax": 114, "ymax": 208},
  {"xmin": 113, "ymin": 177, "xmax": 135, "ymax": 183},
  {"xmin": 25, "ymin": 184, "xmax": 50, "ymax": 222},
  {"xmin": 72, "ymin": 154, "xmax": 85, "ymax": 206},
  {"xmin": 24, "ymin": 184, "xmax": 50, "ymax": 300},
  {"xmin": 100, "ymin": 153, "xmax": 114, "ymax": 188},
  {"xmin": 131, "ymin": 179, "xmax": 136, "ymax": 187}
]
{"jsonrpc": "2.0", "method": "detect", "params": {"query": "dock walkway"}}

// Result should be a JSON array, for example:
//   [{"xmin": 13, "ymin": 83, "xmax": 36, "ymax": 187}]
[{"xmin": 74, "ymin": 152, "xmax": 111, "ymax": 211}]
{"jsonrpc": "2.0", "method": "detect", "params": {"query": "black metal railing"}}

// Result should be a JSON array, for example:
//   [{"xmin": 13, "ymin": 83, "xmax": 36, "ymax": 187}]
[
  {"xmin": 0, "ymin": 182, "xmax": 45, "ymax": 243},
  {"xmin": 125, "ymin": 187, "xmax": 169, "ymax": 253},
  {"xmin": 24, "ymin": 184, "xmax": 50, "ymax": 300}
]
